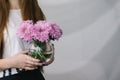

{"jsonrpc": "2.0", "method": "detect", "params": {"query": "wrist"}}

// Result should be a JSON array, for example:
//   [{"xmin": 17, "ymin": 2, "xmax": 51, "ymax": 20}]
[
  {"xmin": 5, "ymin": 58, "xmax": 15, "ymax": 68},
  {"xmin": 0, "ymin": 58, "xmax": 16, "ymax": 70}
]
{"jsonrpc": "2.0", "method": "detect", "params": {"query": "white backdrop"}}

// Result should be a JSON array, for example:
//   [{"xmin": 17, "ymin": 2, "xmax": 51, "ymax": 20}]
[{"xmin": 38, "ymin": 0, "xmax": 120, "ymax": 80}]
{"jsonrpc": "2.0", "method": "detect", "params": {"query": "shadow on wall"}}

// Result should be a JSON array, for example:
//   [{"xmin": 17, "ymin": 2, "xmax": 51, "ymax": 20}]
[
  {"xmin": 105, "ymin": 0, "xmax": 119, "ymax": 6},
  {"xmin": 39, "ymin": 0, "xmax": 114, "ymax": 36}
]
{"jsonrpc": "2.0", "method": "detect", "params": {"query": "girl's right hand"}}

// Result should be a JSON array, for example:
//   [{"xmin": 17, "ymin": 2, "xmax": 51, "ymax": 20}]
[{"xmin": 9, "ymin": 50, "xmax": 42, "ymax": 70}]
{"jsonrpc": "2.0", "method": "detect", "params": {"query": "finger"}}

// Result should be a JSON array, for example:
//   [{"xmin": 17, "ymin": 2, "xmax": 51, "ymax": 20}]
[
  {"xmin": 42, "ymin": 57, "xmax": 54, "ymax": 66},
  {"xmin": 24, "ymin": 67, "xmax": 35, "ymax": 70},
  {"xmin": 27, "ymin": 56, "xmax": 40, "ymax": 62},
  {"xmin": 30, "ymin": 58, "xmax": 40, "ymax": 63},
  {"xmin": 21, "ymin": 50, "xmax": 29, "ymax": 54},
  {"xmin": 25, "ymin": 63, "xmax": 38, "ymax": 68},
  {"xmin": 26, "ymin": 60, "xmax": 42, "ymax": 66}
]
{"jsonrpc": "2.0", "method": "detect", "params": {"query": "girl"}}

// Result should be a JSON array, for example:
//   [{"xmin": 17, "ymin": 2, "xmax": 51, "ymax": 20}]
[{"xmin": 0, "ymin": 0, "xmax": 54, "ymax": 80}]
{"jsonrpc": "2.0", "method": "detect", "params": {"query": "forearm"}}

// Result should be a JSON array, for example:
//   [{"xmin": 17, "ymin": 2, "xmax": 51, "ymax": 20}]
[{"xmin": 0, "ymin": 58, "xmax": 13, "ymax": 71}]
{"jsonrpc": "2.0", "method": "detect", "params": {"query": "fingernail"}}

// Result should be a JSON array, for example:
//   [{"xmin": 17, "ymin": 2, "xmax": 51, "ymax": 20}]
[{"xmin": 37, "ymin": 60, "xmax": 40, "ymax": 62}]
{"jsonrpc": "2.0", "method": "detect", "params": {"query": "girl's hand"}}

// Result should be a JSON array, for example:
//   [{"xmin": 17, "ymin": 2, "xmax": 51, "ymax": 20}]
[{"xmin": 9, "ymin": 50, "xmax": 42, "ymax": 70}]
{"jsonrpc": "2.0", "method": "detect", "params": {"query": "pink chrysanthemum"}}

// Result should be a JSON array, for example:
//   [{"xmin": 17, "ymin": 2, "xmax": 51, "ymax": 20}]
[
  {"xmin": 31, "ymin": 21, "xmax": 51, "ymax": 42},
  {"xmin": 17, "ymin": 20, "xmax": 33, "ymax": 42},
  {"xmin": 49, "ymin": 22, "xmax": 62, "ymax": 40},
  {"xmin": 18, "ymin": 20, "xmax": 62, "ymax": 42}
]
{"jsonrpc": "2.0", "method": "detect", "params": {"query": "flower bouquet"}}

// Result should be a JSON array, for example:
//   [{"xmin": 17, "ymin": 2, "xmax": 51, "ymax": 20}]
[{"xmin": 17, "ymin": 20, "xmax": 62, "ymax": 62}]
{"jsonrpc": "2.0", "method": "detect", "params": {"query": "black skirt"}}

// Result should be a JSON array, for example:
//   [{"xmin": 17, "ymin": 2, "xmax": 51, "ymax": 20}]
[{"xmin": 0, "ymin": 69, "xmax": 45, "ymax": 80}]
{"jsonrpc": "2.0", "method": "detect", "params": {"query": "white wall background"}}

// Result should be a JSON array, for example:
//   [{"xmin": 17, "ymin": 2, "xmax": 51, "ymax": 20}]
[{"xmin": 38, "ymin": 0, "xmax": 120, "ymax": 80}]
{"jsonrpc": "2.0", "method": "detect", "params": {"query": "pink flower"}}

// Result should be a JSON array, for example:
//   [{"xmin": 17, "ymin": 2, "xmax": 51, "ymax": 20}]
[
  {"xmin": 17, "ymin": 20, "xmax": 33, "ymax": 42},
  {"xmin": 18, "ymin": 20, "xmax": 63, "ymax": 42},
  {"xmin": 49, "ymin": 22, "xmax": 62, "ymax": 40},
  {"xmin": 31, "ymin": 21, "xmax": 51, "ymax": 42}
]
